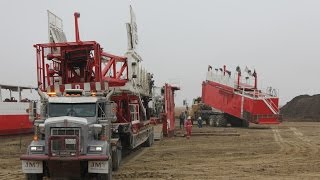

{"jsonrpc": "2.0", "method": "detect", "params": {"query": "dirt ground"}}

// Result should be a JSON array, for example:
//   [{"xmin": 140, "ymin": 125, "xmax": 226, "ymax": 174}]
[
  {"xmin": 1, "ymin": 121, "xmax": 320, "ymax": 180},
  {"xmin": 0, "ymin": 134, "xmax": 30, "ymax": 180},
  {"xmin": 114, "ymin": 122, "xmax": 320, "ymax": 180}
]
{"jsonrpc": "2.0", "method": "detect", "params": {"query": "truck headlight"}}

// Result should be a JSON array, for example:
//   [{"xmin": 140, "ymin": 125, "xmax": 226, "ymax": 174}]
[
  {"xmin": 30, "ymin": 146, "xmax": 44, "ymax": 152},
  {"xmin": 89, "ymin": 146, "xmax": 103, "ymax": 152}
]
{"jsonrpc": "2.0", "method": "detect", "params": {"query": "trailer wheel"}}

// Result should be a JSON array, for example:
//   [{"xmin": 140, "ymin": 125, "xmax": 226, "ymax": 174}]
[
  {"xmin": 112, "ymin": 141, "xmax": 122, "ymax": 171},
  {"xmin": 205, "ymin": 119, "xmax": 210, "ymax": 126},
  {"xmin": 209, "ymin": 115, "xmax": 216, "ymax": 127},
  {"xmin": 229, "ymin": 119, "xmax": 242, "ymax": 127},
  {"xmin": 215, "ymin": 114, "xmax": 227, "ymax": 127},
  {"xmin": 242, "ymin": 119, "xmax": 249, "ymax": 128},
  {"xmin": 26, "ymin": 174, "xmax": 43, "ymax": 180}
]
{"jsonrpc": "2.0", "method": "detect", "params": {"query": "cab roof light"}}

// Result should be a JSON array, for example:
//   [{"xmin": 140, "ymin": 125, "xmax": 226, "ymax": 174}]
[
  {"xmin": 64, "ymin": 89, "xmax": 84, "ymax": 97},
  {"xmin": 47, "ymin": 92, "xmax": 57, "ymax": 97}
]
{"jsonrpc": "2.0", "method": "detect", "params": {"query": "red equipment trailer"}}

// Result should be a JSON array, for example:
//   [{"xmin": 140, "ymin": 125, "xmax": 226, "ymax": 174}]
[
  {"xmin": 162, "ymin": 83, "xmax": 180, "ymax": 137},
  {"xmin": 202, "ymin": 65, "xmax": 280, "ymax": 127}
]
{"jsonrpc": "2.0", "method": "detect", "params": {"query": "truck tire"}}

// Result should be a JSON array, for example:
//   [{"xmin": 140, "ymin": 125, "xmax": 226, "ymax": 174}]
[
  {"xmin": 144, "ymin": 132, "xmax": 154, "ymax": 147},
  {"xmin": 26, "ymin": 174, "xmax": 43, "ymax": 180},
  {"xmin": 151, "ymin": 132, "xmax": 154, "ymax": 145},
  {"xmin": 205, "ymin": 119, "xmax": 210, "ymax": 126},
  {"xmin": 229, "ymin": 118, "xmax": 242, "ymax": 127},
  {"xmin": 209, "ymin": 115, "xmax": 216, "ymax": 127},
  {"xmin": 97, "ymin": 160, "xmax": 112, "ymax": 180},
  {"xmin": 242, "ymin": 119, "xmax": 249, "ymax": 128},
  {"xmin": 215, "ymin": 114, "xmax": 227, "ymax": 127},
  {"xmin": 112, "ymin": 142, "xmax": 122, "ymax": 171}
]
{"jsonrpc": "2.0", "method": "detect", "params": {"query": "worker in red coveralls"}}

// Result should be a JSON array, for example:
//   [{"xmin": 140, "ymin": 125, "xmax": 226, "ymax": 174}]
[{"xmin": 185, "ymin": 116, "xmax": 193, "ymax": 139}]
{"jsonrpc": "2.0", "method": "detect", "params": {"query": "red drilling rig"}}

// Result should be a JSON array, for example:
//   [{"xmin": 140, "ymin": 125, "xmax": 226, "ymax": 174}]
[{"xmin": 21, "ymin": 8, "xmax": 179, "ymax": 180}]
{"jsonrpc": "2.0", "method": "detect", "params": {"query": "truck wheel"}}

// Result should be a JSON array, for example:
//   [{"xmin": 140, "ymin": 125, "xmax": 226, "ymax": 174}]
[
  {"xmin": 209, "ymin": 116, "xmax": 216, "ymax": 127},
  {"xmin": 205, "ymin": 119, "xmax": 210, "ymax": 125},
  {"xmin": 26, "ymin": 174, "xmax": 43, "ymax": 180},
  {"xmin": 97, "ymin": 161, "xmax": 112, "ymax": 180},
  {"xmin": 229, "ymin": 118, "xmax": 242, "ymax": 127},
  {"xmin": 144, "ymin": 133, "xmax": 153, "ymax": 147},
  {"xmin": 112, "ymin": 143, "xmax": 122, "ymax": 171},
  {"xmin": 215, "ymin": 114, "xmax": 227, "ymax": 127},
  {"xmin": 242, "ymin": 119, "xmax": 249, "ymax": 128},
  {"xmin": 151, "ymin": 132, "xmax": 155, "ymax": 145}
]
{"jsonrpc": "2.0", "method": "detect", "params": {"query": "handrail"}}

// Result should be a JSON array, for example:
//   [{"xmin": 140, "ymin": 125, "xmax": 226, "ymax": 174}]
[{"xmin": 262, "ymin": 98, "xmax": 278, "ymax": 114}]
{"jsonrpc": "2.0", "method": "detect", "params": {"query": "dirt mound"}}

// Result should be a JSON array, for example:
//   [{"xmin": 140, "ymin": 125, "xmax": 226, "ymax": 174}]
[{"xmin": 281, "ymin": 94, "xmax": 320, "ymax": 121}]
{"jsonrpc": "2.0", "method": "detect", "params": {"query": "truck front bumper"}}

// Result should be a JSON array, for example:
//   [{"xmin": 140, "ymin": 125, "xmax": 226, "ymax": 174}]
[
  {"xmin": 21, "ymin": 154, "xmax": 110, "ymax": 174},
  {"xmin": 20, "ymin": 154, "xmax": 109, "ymax": 161}
]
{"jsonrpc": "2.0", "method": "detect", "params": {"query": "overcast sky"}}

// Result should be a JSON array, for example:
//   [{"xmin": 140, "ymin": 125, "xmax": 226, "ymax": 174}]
[{"xmin": 1, "ymin": 0, "xmax": 320, "ymax": 106}]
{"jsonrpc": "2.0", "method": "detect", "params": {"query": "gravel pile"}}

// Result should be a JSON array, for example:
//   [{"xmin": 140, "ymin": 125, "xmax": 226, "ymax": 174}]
[{"xmin": 281, "ymin": 94, "xmax": 320, "ymax": 121}]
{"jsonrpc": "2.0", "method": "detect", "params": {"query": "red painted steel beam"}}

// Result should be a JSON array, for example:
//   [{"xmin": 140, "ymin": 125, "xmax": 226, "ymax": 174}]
[
  {"xmin": 116, "ymin": 62, "xmax": 128, "ymax": 79},
  {"xmin": 101, "ymin": 58, "xmax": 115, "ymax": 77},
  {"xmin": 34, "ymin": 41, "xmax": 97, "ymax": 48},
  {"xmin": 74, "ymin": 12, "xmax": 81, "ymax": 42},
  {"xmin": 101, "ymin": 52, "xmax": 126, "ymax": 61},
  {"xmin": 102, "ymin": 77, "xmax": 127, "ymax": 86},
  {"xmin": 113, "ymin": 59, "xmax": 117, "ymax": 78},
  {"xmin": 94, "ymin": 44, "xmax": 101, "ymax": 81}
]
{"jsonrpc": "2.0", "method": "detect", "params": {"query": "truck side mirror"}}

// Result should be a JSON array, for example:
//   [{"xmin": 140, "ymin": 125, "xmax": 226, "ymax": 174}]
[
  {"xmin": 28, "ymin": 101, "xmax": 37, "ymax": 122},
  {"xmin": 105, "ymin": 102, "xmax": 117, "ymax": 123}
]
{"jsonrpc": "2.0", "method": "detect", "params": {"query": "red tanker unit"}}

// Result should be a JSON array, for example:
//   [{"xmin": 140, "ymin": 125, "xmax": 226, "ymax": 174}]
[{"xmin": 202, "ymin": 65, "xmax": 280, "ymax": 127}]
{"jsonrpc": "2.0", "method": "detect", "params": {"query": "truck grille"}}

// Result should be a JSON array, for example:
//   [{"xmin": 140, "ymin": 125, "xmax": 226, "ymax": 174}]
[
  {"xmin": 51, "ymin": 128, "xmax": 81, "ymax": 136},
  {"xmin": 50, "ymin": 128, "xmax": 81, "ymax": 157}
]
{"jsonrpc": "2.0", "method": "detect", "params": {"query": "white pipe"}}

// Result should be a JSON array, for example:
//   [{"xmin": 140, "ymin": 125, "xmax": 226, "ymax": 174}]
[
  {"xmin": 18, "ymin": 87, "xmax": 21, "ymax": 102},
  {"xmin": 240, "ymin": 88, "xmax": 245, "ymax": 118},
  {"xmin": 106, "ymin": 89, "xmax": 115, "ymax": 100}
]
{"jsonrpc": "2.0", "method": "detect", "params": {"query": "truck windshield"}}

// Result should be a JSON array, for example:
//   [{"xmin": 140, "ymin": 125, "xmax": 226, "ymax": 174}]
[{"xmin": 49, "ymin": 103, "xmax": 96, "ymax": 117}]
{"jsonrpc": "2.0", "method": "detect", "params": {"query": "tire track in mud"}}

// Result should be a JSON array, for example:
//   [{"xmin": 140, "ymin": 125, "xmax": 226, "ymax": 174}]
[
  {"xmin": 232, "ymin": 126, "xmax": 320, "ymax": 179},
  {"xmin": 271, "ymin": 126, "xmax": 318, "ymax": 158},
  {"xmin": 272, "ymin": 129, "xmax": 283, "ymax": 144},
  {"xmin": 121, "ymin": 146, "xmax": 148, "ymax": 165},
  {"xmin": 289, "ymin": 127, "xmax": 319, "ymax": 154}
]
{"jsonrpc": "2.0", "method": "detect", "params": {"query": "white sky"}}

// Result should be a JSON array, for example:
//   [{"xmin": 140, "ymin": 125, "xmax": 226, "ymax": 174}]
[{"xmin": 0, "ymin": 0, "xmax": 320, "ymax": 106}]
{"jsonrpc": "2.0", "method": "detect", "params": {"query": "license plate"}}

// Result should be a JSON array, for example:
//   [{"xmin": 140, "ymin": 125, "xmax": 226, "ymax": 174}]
[
  {"xmin": 88, "ymin": 161, "xmax": 109, "ymax": 173},
  {"xmin": 22, "ymin": 160, "xmax": 43, "ymax": 173}
]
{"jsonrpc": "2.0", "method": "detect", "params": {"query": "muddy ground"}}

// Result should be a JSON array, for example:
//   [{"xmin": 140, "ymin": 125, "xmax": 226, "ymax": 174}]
[
  {"xmin": 1, "ymin": 122, "xmax": 320, "ymax": 179},
  {"xmin": 0, "ymin": 134, "xmax": 29, "ymax": 179}
]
